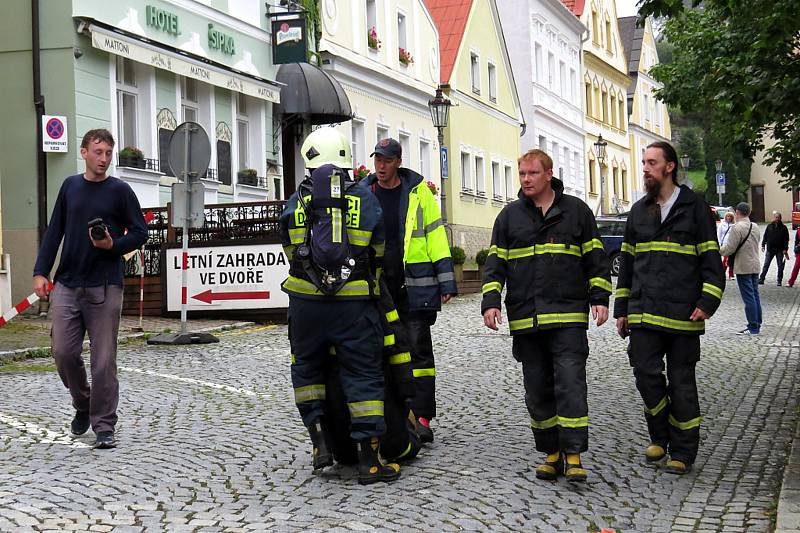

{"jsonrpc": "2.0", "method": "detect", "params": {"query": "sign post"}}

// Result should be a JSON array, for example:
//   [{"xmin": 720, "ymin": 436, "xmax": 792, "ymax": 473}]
[{"xmin": 716, "ymin": 172, "xmax": 726, "ymax": 206}]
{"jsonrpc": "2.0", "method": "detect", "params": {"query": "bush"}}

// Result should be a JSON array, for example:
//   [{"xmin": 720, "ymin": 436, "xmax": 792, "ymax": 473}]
[
  {"xmin": 237, "ymin": 168, "xmax": 257, "ymax": 178},
  {"xmin": 119, "ymin": 146, "xmax": 144, "ymax": 159},
  {"xmin": 475, "ymin": 248, "xmax": 490, "ymax": 266},
  {"xmin": 450, "ymin": 246, "xmax": 466, "ymax": 265}
]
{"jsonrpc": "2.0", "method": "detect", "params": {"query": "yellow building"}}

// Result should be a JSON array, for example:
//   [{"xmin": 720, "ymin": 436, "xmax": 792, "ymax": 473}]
[
  {"xmin": 426, "ymin": 0, "xmax": 524, "ymax": 259},
  {"xmin": 750, "ymin": 135, "xmax": 799, "ymax": 223},
  {"xmin": 576, "ymin": 0, "xmax": 631, "ymax": 215},
  {"xmin": 619, "ymin": 16, "xmax": 671, "ymax": 202}
]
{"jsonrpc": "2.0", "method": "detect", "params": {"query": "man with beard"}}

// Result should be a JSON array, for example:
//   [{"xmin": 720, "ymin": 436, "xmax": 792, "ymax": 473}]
[{"xmin": 614, "ymin": 141, "xmax": 725, "ymax": 475}]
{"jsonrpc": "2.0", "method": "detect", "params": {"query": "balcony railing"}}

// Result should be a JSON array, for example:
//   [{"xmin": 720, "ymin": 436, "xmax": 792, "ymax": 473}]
[
  {"xmin": 237, "ymin": 174, "xmax": 268, "ymax": 188},
  {"xmin": 118, "ymin": 155, "xmax": 161, "ymax": 171}
]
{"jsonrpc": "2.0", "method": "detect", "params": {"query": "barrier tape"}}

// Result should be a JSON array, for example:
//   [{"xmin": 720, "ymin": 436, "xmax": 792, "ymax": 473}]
[{"xmin": 0, "ymin": 282, "xmax": 53, "ymax": 328}]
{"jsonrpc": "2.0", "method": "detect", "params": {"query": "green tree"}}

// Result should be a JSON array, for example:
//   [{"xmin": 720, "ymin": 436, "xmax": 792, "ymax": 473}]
[
  {"xmin": 676, "ymin": 127, "xmax": 704, "ymax": 171},
  {"xmin": 638, "ymin": 0, "xmax": 800, "ymax": 188}
]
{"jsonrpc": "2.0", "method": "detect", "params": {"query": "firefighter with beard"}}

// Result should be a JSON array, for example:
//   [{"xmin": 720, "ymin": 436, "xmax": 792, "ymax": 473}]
[{"xmin": 614, "ymin": 141, "xmax": 725, "ymax": 475}]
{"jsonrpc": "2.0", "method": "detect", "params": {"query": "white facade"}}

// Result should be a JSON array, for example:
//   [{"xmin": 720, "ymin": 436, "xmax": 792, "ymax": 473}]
[
  {"xmin": 318, "ymin": 0, "xmax": 441, "ymax": 185},
  {"xmin": 498, "ymin": 0, "xmax": 587, "ymax": 200}
]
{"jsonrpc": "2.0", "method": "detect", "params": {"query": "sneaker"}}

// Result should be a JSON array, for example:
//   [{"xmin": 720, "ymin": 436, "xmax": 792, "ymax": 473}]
[
  {"xmin": 417, "ymin": 417, "xmax": 434, "ymax": 444},
  {"xmin": 758, "ymin": 279, "xmax": 765, "ymax": 285},
  {"xmin": 94, "ymin": 431, "xmax": 116, "ymax": 449},
  {"xmin": 735, "ymin": 329, "xmax": 759, "ymax": 336},
  {"xmin": 70, "ymin": 410, "xmax": 90, "ymax": 436}
]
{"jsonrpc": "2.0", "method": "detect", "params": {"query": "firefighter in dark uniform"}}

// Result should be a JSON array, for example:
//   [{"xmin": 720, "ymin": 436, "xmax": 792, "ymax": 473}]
[
  {"xmin": 280, "ymin": 128, "xmax": 400, "ymax": 484},
  {"xmin": 615, "ymin": 141, "xmax": 725, "ymax": 475},
  {"xmin": 481, "ymin": 149, "xmax": 611, "ymax": 483}
]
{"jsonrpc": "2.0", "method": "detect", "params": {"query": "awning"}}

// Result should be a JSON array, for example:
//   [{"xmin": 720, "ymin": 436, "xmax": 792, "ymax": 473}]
[
  {"xmin": 275, "ymin": 63, "xmax": 352, "ymax": 124},
  {"xmin": 89, "ymin": 24, "xmax": 282, "ymax": 103}
]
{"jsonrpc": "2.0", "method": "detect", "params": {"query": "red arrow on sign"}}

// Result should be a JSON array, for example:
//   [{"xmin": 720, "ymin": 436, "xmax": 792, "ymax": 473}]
[{"xmin": 191, "ymin": 289, "xmax": 270, "ymax": 304}]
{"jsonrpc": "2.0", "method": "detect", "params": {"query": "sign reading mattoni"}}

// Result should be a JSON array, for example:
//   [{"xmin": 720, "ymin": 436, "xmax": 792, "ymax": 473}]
[{"xmin": 166, "ymin": 244, "xmax": 289, "ymax": 311}]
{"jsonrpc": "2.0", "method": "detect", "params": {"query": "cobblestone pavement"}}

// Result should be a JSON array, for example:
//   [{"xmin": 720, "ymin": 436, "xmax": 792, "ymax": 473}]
[{"xmin": 0, "ymin": 268, "xmax": 798, "ymax": 532}]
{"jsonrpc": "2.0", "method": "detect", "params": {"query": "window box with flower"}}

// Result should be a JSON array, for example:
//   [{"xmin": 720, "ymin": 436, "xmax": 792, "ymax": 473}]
[
  {"xmin": 367, "ymin": 27, "xmax": 381, "ymax": 51},
  {"xmin": 398, "ymin": 47, "xmax": 414, "ymax": 66},
  {"xmin": 118, "ymin": 146, "xmax": 146, "ymax": 169}
]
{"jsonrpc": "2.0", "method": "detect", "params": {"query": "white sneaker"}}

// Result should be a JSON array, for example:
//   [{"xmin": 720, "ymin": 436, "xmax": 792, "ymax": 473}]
[{"xmin": 735, "ymin": 329, "xmax": 759, "ymax": 336}]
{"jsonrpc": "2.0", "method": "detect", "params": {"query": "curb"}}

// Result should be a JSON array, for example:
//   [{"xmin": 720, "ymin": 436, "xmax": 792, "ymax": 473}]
[
  {"xmin": 776, "ymin": 413, "xmax": 800, "ymax": 532},
  {"xmin": 0, "ymin": 321, "xmax": 256, "ymax": 365}
]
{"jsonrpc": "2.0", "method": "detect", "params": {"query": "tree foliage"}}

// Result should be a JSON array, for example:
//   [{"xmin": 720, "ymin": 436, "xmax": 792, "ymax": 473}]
[{"xmin": 638, "ymin": 0, "xmax": 800, "ymax": 188}]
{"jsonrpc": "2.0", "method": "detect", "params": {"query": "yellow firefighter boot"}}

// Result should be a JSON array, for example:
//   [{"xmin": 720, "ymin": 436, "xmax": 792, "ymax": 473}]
[
  {"xmin": 565, "ymin": 453, "xmax": 587, "ymax": 483},
  {"xmin": 357, "ymin": 437, "xmax": 401, "ymax": 485},
  {"xmin": 645, "ymin": 443, "xmax": 667, "ymax": 463},
  {"xmin": 535, "ymin": 452, "xmax": 564, "ymax": 480}
]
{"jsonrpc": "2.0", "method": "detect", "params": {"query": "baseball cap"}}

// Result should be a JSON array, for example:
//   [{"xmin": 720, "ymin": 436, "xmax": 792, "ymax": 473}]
[{"xmin": 370, "ymin": 138, "xmax": 402, "ymax": 158}]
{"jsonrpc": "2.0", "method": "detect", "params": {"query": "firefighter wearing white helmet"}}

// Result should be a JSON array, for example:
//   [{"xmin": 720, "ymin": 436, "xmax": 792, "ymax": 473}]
[{"xmin": 301, "ymin": 128, "xmax": 353, "ymax": 169}]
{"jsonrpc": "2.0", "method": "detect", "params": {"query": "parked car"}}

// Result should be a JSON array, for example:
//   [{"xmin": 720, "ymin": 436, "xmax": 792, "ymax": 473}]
[
  {"xmin": 710, "ymin": 205, "xmax": 731, "ymax": 224},
  {"xmin": 792, "ymin": 201, "xmax": 799, "ymax": 230},
  {"xmin": 596, "ymin": 215, "xmax": 627, "ymax": 276}
]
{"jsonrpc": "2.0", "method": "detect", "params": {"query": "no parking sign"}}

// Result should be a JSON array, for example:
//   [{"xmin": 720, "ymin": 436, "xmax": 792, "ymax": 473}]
[{"xmin": 42, "ymin": 115, "xmax": 68, "ymax": 152}]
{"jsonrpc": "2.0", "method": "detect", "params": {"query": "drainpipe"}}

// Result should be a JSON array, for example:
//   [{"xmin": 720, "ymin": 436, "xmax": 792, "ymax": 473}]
[{"xmin": 33, "ymin": 0, "xmax": 47, "ymax": 245}]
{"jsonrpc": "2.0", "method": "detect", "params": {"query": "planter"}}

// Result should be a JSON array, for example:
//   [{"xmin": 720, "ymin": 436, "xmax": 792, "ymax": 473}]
[
  {"xmin": 238, "ymin": 174, "xmax": 259, "ymax": 187},
  {"xmin": 118, "ymin": 155, "xmax": 146, "ymax": 169},
  {"xmin": 454, "ymin": 264, "xmax": 464, "ymax": 284}
]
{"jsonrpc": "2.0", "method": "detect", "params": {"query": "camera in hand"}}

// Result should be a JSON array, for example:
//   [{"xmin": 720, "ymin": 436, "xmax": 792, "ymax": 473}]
[{"xmin": 88, "ymin": 218, "xmax": 110, "ymax": 241}]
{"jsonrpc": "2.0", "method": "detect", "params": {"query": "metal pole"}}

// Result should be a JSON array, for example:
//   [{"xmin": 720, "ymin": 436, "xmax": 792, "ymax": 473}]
[
  {"xmin": 718, "ymin": 191, "xmax": 723, "ymax": 206},
  {"xmin": 180, "ymin": 126, "xmax": 191, "ymax": 336}
]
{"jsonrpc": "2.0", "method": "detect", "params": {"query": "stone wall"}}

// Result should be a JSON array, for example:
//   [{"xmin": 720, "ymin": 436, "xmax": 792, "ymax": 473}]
[{"xmin": 448, "ymin": 224, "xmax": 492, "ymax": 264}]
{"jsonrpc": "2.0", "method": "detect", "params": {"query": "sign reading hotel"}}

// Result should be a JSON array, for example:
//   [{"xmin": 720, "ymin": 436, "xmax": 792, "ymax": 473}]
[{"xmin": 42, "ymin": 115, "xmax": 68, "ymax": 152}]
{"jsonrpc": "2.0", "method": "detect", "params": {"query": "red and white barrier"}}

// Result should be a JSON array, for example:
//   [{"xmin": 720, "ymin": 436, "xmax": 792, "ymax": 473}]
[{"xmin": 0, "ymin": 283, "xmax": 53, "ymax": 328}]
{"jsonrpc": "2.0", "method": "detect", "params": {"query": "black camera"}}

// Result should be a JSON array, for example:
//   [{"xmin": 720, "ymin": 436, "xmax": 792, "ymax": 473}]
[{"xmin": 88, "ymin": 218, "xmax": 109, "ymax": 241}]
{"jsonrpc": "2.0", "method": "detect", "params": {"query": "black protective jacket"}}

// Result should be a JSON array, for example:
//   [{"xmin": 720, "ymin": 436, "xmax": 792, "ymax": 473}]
[
  {"xmin": 762, "ymin": 221, "xmax": 790, "ymax": 252},
  {"xmin": 614, "ymin": 185, "xmax": 725, "ymax": 335},
  {"xmin": 480, "ymin": 178, "xmax": 611, "ymax": 335}
]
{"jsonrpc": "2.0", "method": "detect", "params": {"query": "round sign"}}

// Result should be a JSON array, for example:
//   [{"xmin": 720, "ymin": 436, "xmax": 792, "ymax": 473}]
[
  {"xmin": 167, "ymin": 122, "xmax": 211, "ymax": 182},
  {"xmin": 46, "ymin": 117, "xmax": 65, "ymax": 140}
]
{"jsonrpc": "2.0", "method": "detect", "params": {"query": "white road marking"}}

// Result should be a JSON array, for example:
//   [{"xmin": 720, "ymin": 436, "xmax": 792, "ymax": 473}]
[
  {"xmin": 0, "ymin": 412, "xmax": 92, "ymax": 448},
  {"xmin": 119, "ymin": 367, "xmax": 258, "ymax": 396}
]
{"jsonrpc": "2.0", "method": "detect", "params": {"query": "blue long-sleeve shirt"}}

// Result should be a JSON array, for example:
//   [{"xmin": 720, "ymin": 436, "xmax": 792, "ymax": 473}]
[{"xmin": 33, "ymin": 174, "xmax": 148, "ymax": 287}]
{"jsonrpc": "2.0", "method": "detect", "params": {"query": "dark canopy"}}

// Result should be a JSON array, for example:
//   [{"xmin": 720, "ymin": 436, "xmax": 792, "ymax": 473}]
[{"xmin": 275, "ymin": 63, "xmax": 352, "ymax": 125}]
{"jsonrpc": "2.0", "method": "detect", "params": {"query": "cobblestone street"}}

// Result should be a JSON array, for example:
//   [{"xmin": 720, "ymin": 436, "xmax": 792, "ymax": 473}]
[{"xmin": 0, "ymin": 270, "xmax": 798, "ymax": 532}]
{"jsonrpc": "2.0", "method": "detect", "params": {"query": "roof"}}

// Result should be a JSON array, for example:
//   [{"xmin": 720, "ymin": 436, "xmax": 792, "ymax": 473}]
[
  {"xmin": 618, "ymin": 16, "xmax": 644, "ymax": 101},
  {"xmin": 423, "ymin": 0, "xmax": 473, "ymax": 83},
  {"xmin": 559, "ymin": 0, "xmax": 585, "ymax": 16}
]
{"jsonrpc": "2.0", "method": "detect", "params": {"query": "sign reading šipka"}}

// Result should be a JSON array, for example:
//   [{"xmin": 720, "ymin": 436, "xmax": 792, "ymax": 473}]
[{"xmin": 208, "ymin": 24, "xmax": 235, "ymax": 55}]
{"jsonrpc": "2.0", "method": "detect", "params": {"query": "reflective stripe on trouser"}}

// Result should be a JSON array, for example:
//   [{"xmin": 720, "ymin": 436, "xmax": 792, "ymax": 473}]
[
  {"xmin": 402, "ymin": 310, "xmax": 438, "ymax": 420},
  {"xmin": 628, "ymin": 329, "xmax": 701, "ymax": 463},
  {"xmin": 288, "ymin": 298, "xmax": 386, "ymax": 439},
  {"xmin": 514, "ymin": 329, "xmax": 589, "ymax": 454}
]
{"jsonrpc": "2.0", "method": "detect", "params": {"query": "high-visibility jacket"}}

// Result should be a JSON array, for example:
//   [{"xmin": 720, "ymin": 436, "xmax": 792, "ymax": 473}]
[
  {"xmin": 279, "ymin": 179, "xmax": 384, "ymax": 300},
  {"xmin": 480, "ymin": 178, "xmax": 611, "ymax": 335},
  {"xmin": 365, "ymin": 169, "xmax": 456, "ymax": 311},
  {"xmin": 613, "ymin": 185, "xmax": 725, "ymax": 335}
]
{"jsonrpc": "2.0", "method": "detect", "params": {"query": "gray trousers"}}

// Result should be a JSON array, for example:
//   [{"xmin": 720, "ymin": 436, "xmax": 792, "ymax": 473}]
[{"xmin": 50, "ymin": 283, "xmax": 123, "ymax": 433}]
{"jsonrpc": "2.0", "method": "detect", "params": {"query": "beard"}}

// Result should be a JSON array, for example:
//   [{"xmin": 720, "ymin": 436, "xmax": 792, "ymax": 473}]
[{"xmin": 644, "ymin": 175, "xmax": 661, "ymax": 201}]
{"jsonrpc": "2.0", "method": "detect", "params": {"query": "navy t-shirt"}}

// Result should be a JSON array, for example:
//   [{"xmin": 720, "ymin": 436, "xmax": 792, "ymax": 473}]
[
  {"xmin": 33, "ymin": 174, "xmax": 148, "ymax": 287},
  {"xmin": 373, "ymin": 184, "xmax": 404, "ymax": 293}
]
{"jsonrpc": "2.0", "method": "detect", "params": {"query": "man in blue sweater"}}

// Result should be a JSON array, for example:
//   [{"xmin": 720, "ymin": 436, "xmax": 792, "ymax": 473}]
[{"xmin": 33, "ymin": 129, "xmax": 148, "ymax": 449}]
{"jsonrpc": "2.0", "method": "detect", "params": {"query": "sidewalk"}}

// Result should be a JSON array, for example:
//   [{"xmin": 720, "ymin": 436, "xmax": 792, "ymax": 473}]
[{"xmin": 0, "ymin": 313, "xmax": 253, "ymax": 362}]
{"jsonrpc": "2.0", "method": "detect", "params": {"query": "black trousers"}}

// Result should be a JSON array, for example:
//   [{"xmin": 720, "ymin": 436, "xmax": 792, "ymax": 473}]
[
  {"xmin": 760, "ymin": 249, "xmax": 786, "ymax": 284},
  {"xmin": 628, "ymin": 329, "xmax": 701, "ymax": 464},
  {"xmin": 514, "ymin": 329, "xmax": 589, "ymax": 454},
  {"xmin": 401, "ymin": 310, "xmax": 438, "ymax": 420}
]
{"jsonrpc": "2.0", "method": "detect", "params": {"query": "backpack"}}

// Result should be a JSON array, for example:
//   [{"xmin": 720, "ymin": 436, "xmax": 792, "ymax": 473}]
[{"xmin": 295, "ymin": 165, "xmax": 363, "ymax": 295}]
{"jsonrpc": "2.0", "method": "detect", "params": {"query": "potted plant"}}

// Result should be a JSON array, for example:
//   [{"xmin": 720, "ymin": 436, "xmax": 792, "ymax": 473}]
[
  {"xmin": 451, "ymin": 246, "xmax": 466, "ymax": 283},
  {"xmin": 426, "ymin": 180, "xmax": 438, "ymax": 196},
  {"xmin": 354, "ymin": 165, "xmax": 371, "ymax": 181},
  {"xmin": 475, "ymin": 248, "xmax": 490, "ymax": 279},
  {"xmin": 367, "ymin": 26, "xmax": 381, "ymax": 51},
  {"xmin": 118, "ymin": 146, "xmax": 145, "ymax": 169},
  {"xmin": 237, "ymin": 168, "xmax": 258, "ymax": 186},
  {"xmin": 398, "ymin": 47, "xmax": 414, "ymax": 66}
]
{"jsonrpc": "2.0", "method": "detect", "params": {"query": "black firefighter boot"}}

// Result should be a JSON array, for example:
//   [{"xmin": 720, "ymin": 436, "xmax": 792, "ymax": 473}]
[
  {"xmin": 308, "ymin": 419, "xmax": 334, "ymax": 472},
  {"xmin": 357, "ymin": 437, "xmax": 401, "ymax": 485}
]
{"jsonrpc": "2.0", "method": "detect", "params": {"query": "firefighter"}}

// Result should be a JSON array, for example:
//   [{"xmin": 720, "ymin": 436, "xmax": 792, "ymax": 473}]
[
  {"xmin": 615, "ymin": 141, "xmax": 725, "ymax": 475},
  {"xmin": 481, "ymin": 149, "xmax": 611, "ymax": 483},
  {"xmin": 279, "ymin": 128, "xmax": 400, "ymax": 484},
  {"xmin": 365, "ymin": 138, "xmax": 457, "ymax": 443}
]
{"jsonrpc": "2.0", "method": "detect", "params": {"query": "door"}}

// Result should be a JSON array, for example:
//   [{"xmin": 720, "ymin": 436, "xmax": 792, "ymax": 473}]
[{"xmin": 750, "ymin": 185, "xmax": 765, "ymax": 222}]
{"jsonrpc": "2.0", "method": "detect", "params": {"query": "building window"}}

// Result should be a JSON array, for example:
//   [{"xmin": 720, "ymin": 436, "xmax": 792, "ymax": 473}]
[
  {"xmin": 460, "ymin": 151, "xmax": 471, "ymax": 191},
  {"xmin": 601, "ymin": 89, "xmax": 608, "ymax": 123},
  {"xmin": 559, "ymin": 61, "xmax": 566, "ymax": 98},
  {"xmin": 366, "ymin": 0, "xmax": 377, "ymax": 38},
  {"xmin": 548, "ymin": 53, "xmax": 555, "ymax": 90},
  {"xmin": 585, "ymin": 81, "xmax": 592, "ymax": 117},
  {"xmin": 491, "ymin": 161, "xmax": 501, "ymax": 199},
  {"xmin": 488, "ymin": 62, "xmax": 497, "ymax": 103},
  {"xmin": 115, "ymin": 57, "xmax": 138, "ymax": 150},
  {"xmin": 398, "ymin": 132, "xmax": 411, "ymax": 167},
  {"xmin": 538, "ymin": 135, "xmax": 546, "ymax": 150},
  {"xmin": 181, "ymin": 77, "xmax": 198, "ymax": 122},
  {"xmin": 419, "ymin": 139, "xmax": 431, "ymax": 178},
  {"xmin": 605, "ymin": 18, "xmax": 613, "ymax": 53},
  {"xmin": 377, "ymin": 125, "xmax": 389, "ymax": 143},
  {"xmin": 534, "ymin": 43, "xmax": 543, "ymax": 84},
  {"xmin": 471, "ymin": 53, "xmax": 480, "ymax": 94},
  {"xmin": 588, "ymin": 158, "xmax": 596, "ymax": 194},
  {"xmin": 610, "ymin": 93, "xmax": 617, "ymax": 127},
  {"xmin": 592, "ymin": 10, "xmax": 599, "ymax": 45},
  {"xmin": 621, "ymin": 168, "xmax": 628, "ymax": 201},
  {"xmin": 351, "ymin": 119, "xmax": 366, "ymax": 168},
  {"xmin": 563, "ymin": 146, "xmax": 570, "ymax": 186},
  {"xmin": 397, "ymin": 12, "xmax": 407, "ymax": 54},
  {"xmin": 236, "ymin": 93, "xmax": 249, "ymax": 174},
  {"xmin": 552, "ymin": 141, "xmax": 559, "ymax": 172},
  {"xmin": 618, "ymin": 98, "xmax": 625, "ymax": 129},
  {"xmin": 644, "ymin": 94, "xmax": 651, "ymax": 123},
  {"xmin": 612, "ymin": 166, "xmax": 619, "ymax": 196},
  {"xmin": 475, "ymin": 155, "xmax": 485, "ymax": 195},
  {"xmin": 570, "ymin": 69, "xmax": 577, "ymax": 104},
  {"xmin": 504, "ymin": 165, "xmax": 514, "ymax": 200}
]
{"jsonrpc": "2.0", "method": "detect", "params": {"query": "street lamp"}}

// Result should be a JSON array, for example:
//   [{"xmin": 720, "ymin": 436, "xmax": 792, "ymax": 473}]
[
  {"xmin": 680, "ymin": 153, "xmax": 690, "ymax": 186},
  {"xmin": 715, "ymin": 159, "xmax": 723, "ymax": 205},
  {"xmin": 428, "ymin": 87, "xmax": 452, "ymax": 226},
  {"xmin": 593, "ymin": 134, "xmax": 607, "ymax": 214}
]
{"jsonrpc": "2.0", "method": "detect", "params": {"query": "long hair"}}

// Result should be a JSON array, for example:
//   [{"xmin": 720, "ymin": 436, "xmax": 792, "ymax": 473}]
[{"xmin": 646, "ymin": 141, "xmax": 679, "ymax": 185}]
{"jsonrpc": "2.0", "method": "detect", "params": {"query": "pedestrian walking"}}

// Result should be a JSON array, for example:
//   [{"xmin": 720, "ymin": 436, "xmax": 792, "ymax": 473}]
[
  {"xmin": 364, "ymin": 138, "xmax": 457, "ymax": 443},
  {"xmin": 758, "ymin": 211, "xmax": 790, "ymax": 285},
  {"xmin": 787, "ymin": 227, "xmax": 800, "ymax": 287},
  {"xmin": 280, "ymin": 128, "xmax": 400, "ymax": 484},
  {"xmin": 614, "ymin": 141, "xmax": 725, "ymax": 475},
  {"xmin": 720, "ymin": 203, "xmax": 763, "ymax": 335},
  {"xmin": 718, "ymin": 211, "xmax": 735, "ymax": 279},
  {"xmin": 481, "ymin": 149, "xmax": 611, "ymax": 482},
  {"xmin": 32, "ymin": 129, "xmax": 148, "ymax": 449}
]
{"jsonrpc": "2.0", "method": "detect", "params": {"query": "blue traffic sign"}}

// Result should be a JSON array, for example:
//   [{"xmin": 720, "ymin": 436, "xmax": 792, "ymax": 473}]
[
  {"xmin": 440, "ymin": 146, "xmax": 449, "ymax": 178},
  {"xmin": 716, "ymin": 172, "xmax": 726, "ymax": 186}
]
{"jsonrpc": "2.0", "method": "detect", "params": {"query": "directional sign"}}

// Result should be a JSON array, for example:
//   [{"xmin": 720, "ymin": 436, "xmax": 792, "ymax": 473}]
[
  {"xmin": 716, "ymin": 172, "xmax": 726, "ymax": 186},
  {"xmin": 166, "ymin": 244, "xmax": 289, "ymax": 311},
  {"xmin": 42, "ymin": 115, "xmax": 68, "ymax": 152}
]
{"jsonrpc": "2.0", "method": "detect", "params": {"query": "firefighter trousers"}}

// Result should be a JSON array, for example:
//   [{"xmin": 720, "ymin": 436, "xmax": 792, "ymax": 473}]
[
  {"xmin": 401, "ymin": 310, "xmax": 438, "ymax": 420},
  {"xmin": 514, "ymin": 328, "xmax": 589, "ymax": 454},
  {"xmin": 628, "ymin": 329, "xmax": 701, "ymax": 464},
  {"xmin": 289, "ymin": 298, "xmax": 385, "ymax": 439}
]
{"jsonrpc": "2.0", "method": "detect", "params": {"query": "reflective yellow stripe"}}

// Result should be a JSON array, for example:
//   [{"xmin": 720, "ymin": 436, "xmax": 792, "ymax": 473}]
[
  {"xmin": 347, "ymin": 228, "xmax": 372, "ymax": 246},
  {"xmin": 537, "ymin": 312, "xmax": 589, "ymax": 325},
  {"xmin": 635, "ymin": 241, "xmax": 697, "ymax": 256},
  {"xmin": 615, "ymin": 288, "xmax": 631, "ymax": 298},
  {"xmin": 534, "ymin": 243, "xmax": 582, "ymax": 257},
  {"xmin": 628, "ymin": 313, "xmax": 705, "ymax": 332},
  {"xmin": 702, "ymin": 282, "xmax": 723, "ymax": 300},
  {"xmin": 283, "ymin": 244, "xmax": 295, "ymax": 261},
  {"xmin": 490, "ymin": 243, "xmax": 581, "ymax": 260},
  {"xmin": 645, "ymin": 396, "xmax": 668, "ymax": 416},
  {"xmin": 530, "ymin": 415, "xmax": 558, "ymax": 430},
  {"xmin": 581, "ymin": 238, "xmax": 604, "ymax": 254},
  {"xmin": 396, "ymin": 441, "xmax": 413, "ymax": 459},
  {"xmin": 384, "ymin": 334, "xmax": 395, "ymax": 347},
  {"xmin": 282, "ymin": 276, "xmax": 376, "ymax": 297},
  {"xmin": 510, "ymin": 317, "xmax": 535, "ymax": 331},
  {"xmin": 668, "ymin": 414, "xmax": 701, "ymax": 430},
  {"xmin": 558, "ymin": 415, "xmax": 589, "ymax": 428},
  {"xmin": 385, "ymin": 309, "xmax": 399, "ymax": 323},
  {"xmin": 373, "ymin": 243, "xmax": 385, "ymax": 257},
  {"xmin": 696, "ymin": 240, "xmax": 719, "ymax": 254},
  {"xmin": 348, "ymin": 400, "xmax": 384, "ymax": 418},
  {"xmin": 621, "ymin": 242, "xmax": 636, "ymax": 255},
  {"xmin": 482, "ymin": 281, "xmax": 502, "ymax": 294},
  {"xmin": 294, "ymin": 384, "xmax": 326, "ymax": 403},
  {"xmin": 389, "ymin": 352, "xmax": 411, "ymax": 365},
  {"xmin": 328, "ymin": 346, "xmax": 336, "ymax": 355},
  {"xmin": 507, "ymin": 246, "xmax": 535, "ymax": 260},
  {"xmin": 413, "ymin": 368, "xmax": 436, "ymax": 378},
  {"xmin": 489, "ymin": 245, "xmax": 509, "ymax": 260},
  {"xmin": 589, "ymin": 277, "xmax": 612, "ymax": 292},
  {"xmin": 288, "ymin": 228, "xmax": 305, "ymax": 244},
  {"xmin": 290, "ymin": 353, "xmax": 296, "ymax": 364}
]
